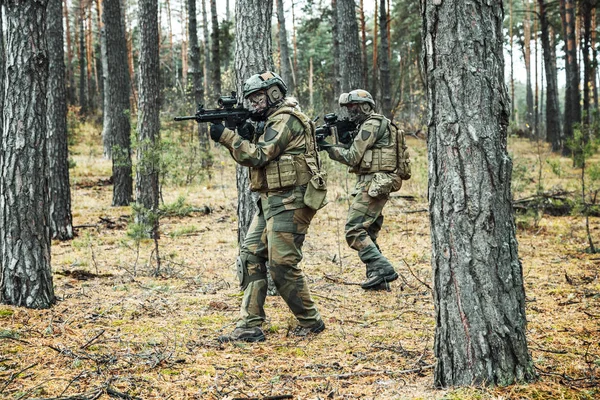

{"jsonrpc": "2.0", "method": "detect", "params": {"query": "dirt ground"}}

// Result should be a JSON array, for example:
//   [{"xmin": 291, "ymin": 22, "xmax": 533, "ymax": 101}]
[{"xmin": 1, "ymin": 134, "xmax": 599, "ymax": 400}]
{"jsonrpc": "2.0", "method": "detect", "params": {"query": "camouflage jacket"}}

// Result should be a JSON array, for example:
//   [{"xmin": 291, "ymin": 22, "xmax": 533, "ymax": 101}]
[
  {"xmin": 217, "ymin": 98, "xmax": 316, "ymax": 218},
  {"xmin": 325, "ymin": 113, "xmax": 391, "ymax": 173}
]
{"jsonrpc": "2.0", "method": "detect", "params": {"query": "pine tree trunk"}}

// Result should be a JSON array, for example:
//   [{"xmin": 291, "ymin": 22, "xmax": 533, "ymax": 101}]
[
  {"xmin": 47, "ymin": 0, "xmax": 74, "ymax": 241},
  {"xmin": 188, "ymin": 0, "xmax": 209, "ymax": 148},
  {"xmin": 63, "ymin": 0, "xmax": 76, "ymax": 104},
  {"xmin": 331, "ymin": 0, "xmax": 341, "ymax": 108},
  {"xmin": 337, "ymin": 0, "xmax": 363, "ymax": 93},
  {"xmin": 202, "ymin": 0, "xmax": 211, "ymax": 99},
  {"xmin": 581, "ymin": 0, "xmax": 593, "ymax": 124},
  {"xmin": 378, "ymin": 0, "xmax": 391, "ymax": 116},
  {"xmin": 538, "ymin": 1, "xmax": 561, "ymax": 151},
  {"xmin": 592, "ymin": 8, "xmax": 599, "ymax": 112},
  {"xmin": 276, "ymin": 0, "xmax": 294, "ymax": 94},
  {"xmin": 79, "ymin": 1, "xmax": 88, "ymax": 114},
  {"xmin": 210, "ymin": 0, "xmax": 222, "ymax": 100},
  {"xmin": 522, "ymin": 0, "xmax": 534, "ymax": 133},
  {"xmin": 561, "ymin": 0, "xmax": 580, "ymax": 154},
  {"xmin": 371, "ymin": 0, "xmax": 378, "ymax": 96},
  {"xmin": 136, "ymin": 0, "xmax": 161, "ymax": 230},
  {"xmin": 1, "ymin": 0, "xmax": 55, "ymax": 309},
  {"xmin": 103, "ymin": 0, "xmax": 133, "ymax": 206},
  {"xmin": 234, "ymin": 0, "xmax": 273, "ymax": 245},
  {"xmin": 421, "ymin": 0, "xmax": 535, "ymax": 386},
  {"xmin": 359, "ymin": 0, "xmax": 368, "ymax": 90}
]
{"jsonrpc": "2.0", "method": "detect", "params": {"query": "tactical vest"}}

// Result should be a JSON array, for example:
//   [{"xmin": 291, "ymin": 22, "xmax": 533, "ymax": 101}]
[
  {"xmin": 350, "ymin": 115, "xmax": 411, "ymax": 180},
  {"xmin": 249, "ymin": 106, "xmax": 324, "ymax": 192}
]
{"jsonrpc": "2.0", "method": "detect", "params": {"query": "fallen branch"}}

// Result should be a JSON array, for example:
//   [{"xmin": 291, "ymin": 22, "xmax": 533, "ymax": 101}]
[
  {"xmin": 287, "ymin": 364, "xmax": 434, "ymax": 381},
  {"xmin": 0, "ymin": 362, "xmax": 38, "ymax": 394},
  {"xmin": 80, "ymin": 330, "xmax": 105, "ymax": 350},
  {"xmin": 323, "ymin": 274, "xmax": 361, "ymax": 286}
]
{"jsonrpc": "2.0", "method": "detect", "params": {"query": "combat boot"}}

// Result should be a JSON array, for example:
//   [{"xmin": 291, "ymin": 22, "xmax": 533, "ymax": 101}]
[
  {"xmin": 291, "ymin": 319, "xmax": 326, "ymax": 337},
  {"xmin": 217, "ymin": 326, "xmax": 265, "ymax": 343},
  {"xmin": 358, "ymin": 244, "xmax": 398, "ymax": 290}
]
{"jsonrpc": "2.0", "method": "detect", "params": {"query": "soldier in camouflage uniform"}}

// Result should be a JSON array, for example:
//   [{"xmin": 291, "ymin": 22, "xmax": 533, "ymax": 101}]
[
  {"xmin": 320, "ymin": 89, "xmax": 409, "ymax": 290},
  {"xmin": 209, "ymin": 71, "xmax": 326, "ymax": 342}
]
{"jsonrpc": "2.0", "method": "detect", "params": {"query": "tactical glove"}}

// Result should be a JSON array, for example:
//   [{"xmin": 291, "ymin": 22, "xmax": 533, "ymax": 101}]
[
  {"xmin": 210, "ymin": 123, "xmax": 225, "ymax": 142},
  {"xmin": 316, "ymin": 136, "xmax": 332, "ymax": 151},
  {"xmin": 237, "ymin": 121, "xmax": 255, "ymax": 141}
]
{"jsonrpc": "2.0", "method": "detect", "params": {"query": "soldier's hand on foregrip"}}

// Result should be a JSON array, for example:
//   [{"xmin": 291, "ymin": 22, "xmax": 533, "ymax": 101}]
[
  {"xmin": 237, "ymin": 121, "xmax": 255, "ymax": 141},
  {"xmin": 210, "ymin": 123, "xmax": 225, "ymax": 142},
  {"xmin": 316, "ymin": 136, "xmax": 332, "ymax": 151}
]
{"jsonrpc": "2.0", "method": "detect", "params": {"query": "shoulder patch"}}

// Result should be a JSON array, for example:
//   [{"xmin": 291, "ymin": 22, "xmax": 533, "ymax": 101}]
[
  {"xmin": 265, "ymin": 126, "xmax": 279, "ymax": 141},
  {"xmin": 361, "ymin": 128, "xmax": 371, "ymax": 141}
]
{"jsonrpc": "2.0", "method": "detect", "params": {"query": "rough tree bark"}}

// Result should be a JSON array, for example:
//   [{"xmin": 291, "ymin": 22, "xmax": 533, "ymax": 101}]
[
  {"xmin": 63, "ymin": 0, "xmax": 76, "ymax": 104},
  {"xmin": 521, "ymin": 0, "xmax": 534, "ymax": 133},
  {"xmin": 202, "ymin": 0, "xmax": 211, "ymax": 99},
  {"xmin": 539, "ymin": 0, "xmax": 562, "ymax": 151},
  {"xmin": 78, "ymin": 0, "xmax": 88, "ymax": 114},
  {"xmin": 421, "ymin": 0, "xmax": 535, "ymax": 387},
  {"xmin": 136, "ymin": 0, "xmax": 161, "ymax": 229},
  {"xmin": 560, "ymin": 0, "xmax": 580, "ymax": 154},
  {"xmin": 188, "ymin": 0, "xmax": 209, "ymax": 148},
  {"xmin": 1, "ymin": 0, "xmax": 55, "ymax": 309},
  {"xmin": 276, "ymin": 0, "xmax": 294, "ymax": 94},
  {"xmin": 331, "ymin": 0, "xmax": 341, "ymax": 108},
  {"xmin": 378, "ymin": 0, "xmax": 392, "ymax": 116},
  {"xmin": 580, "ymin": 0, "xmax": 594, "ymax": 123},
  {"xmin": 47, "ymin": 0, "xmax": 74, "ymax": 241},
  {"xmin": 103, "ymin": 0, "xmax": 133, "ymax": 206},
  {"xmin": 234, "ymin": 0, "xmax": 273, "ymax": 246},
  {"xmin": 337, "ymin": 0, "xmax": 363, "ymax": 92},
  {"xmin": 210, "ymin": 0, "xmax": 222, "ymax": 98}
]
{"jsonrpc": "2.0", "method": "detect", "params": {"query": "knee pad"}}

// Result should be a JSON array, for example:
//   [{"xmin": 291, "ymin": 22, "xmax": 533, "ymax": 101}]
[{"xmin": 237, "ymin": 254, "xmax": 267, "ymax": 290}]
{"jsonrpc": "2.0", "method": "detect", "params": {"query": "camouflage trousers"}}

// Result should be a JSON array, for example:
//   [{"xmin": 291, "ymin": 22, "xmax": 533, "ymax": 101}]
[
  {"xmin": 345, "ymin": 181, "xmax": 388, "ymax": 254},
  {"xmin": 236, "ymin": 200, "xmax": 321, "ymax": 328}
]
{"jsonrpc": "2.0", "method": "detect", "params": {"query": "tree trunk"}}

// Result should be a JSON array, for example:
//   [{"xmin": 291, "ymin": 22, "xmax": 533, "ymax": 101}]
[
  {"xmin": 421, "ymin": 0, "xmax": 535, "ymax": 387},
  {"xmin": 331, "ymin": 0, "xmax": 341, "ymax": 107},
  {"xmin": 509, "ymin": 0, "xmax": 515, "ymax": 122},
  {"xmin": 1, "ymin": 0, "xmax": 55, "ymax": 309},
  {"xmin": 561, "ymin": 0, "xmax": 580, "ymax": 154},
  {"xmin": 276, "ymin": 0, "xmax": 294, "ymax": 94},
  {"xmin": 538, "ymin": 1, "xmax": 561, "ymax": 151},
  {"xmin": 181, "ymin": 0, "xmax": 188, "ymax": 85},
  {"xmin": 371, "ymin": 0, "xmax": 378, "ymax": 96},
  {"xmin": 210, "ymin": 0, "xmax": 221, "ymax": 99},
  {"xmin": 136, "ymin": 0, "xmax": 161, "ymax": 231},
  {"xmin": 188, "ymin": 0, "xmax": 209, "ymax": 149},
  {"xmin": 202, "ymin": 0, "xmax": 211, "ymax": 99},
  {"xmin": 47, "ymin": 0, "xmax": 74, "ymax": 241},
  {"xmin": 581, "ymin": 0, "xmax": 594, "ymax": 124},
  {"xmin": 337, "ymin": 0, "xmax": 363, "ymax": 93},
  {"xmin": 78, "ymin": 1, "xmax": 88, "ymax": 114},
  {"xmin": 103, "ymin": 0, "xmax": 133, "ymax": 206},
  {"xmin": 592, "ymin": 8, "xmax": 599, "ymax": 113},
  {"xmin": 309, "ymin": 56, "xmax": 314, "ymax": 109},
  {"xmin": 533, "ymin": 0, "xmax": 539, "ymax": 136},
  {"xmin": 63, "ymin": 0, "xmax": 76, "ymax": 104},
  {"xmin": 522, "ymin": 0, "xmax": 534, "ymax": 133},
  {"xmin": 378, "ymin": 0, "xmax": 392, "ymax": 116},
  {"xmin": 359, "ymin": 0, "xmax": 368, "ymax": 90},
  {"xmin": 234, "ymin": 0, "xmax": 273, "ymax": 245}
]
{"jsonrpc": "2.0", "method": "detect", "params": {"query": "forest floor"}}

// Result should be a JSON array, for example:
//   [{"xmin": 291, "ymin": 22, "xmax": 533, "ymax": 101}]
[{"xmin": 1, "ymin": 125, "xmax": 599, "ymax": 400}]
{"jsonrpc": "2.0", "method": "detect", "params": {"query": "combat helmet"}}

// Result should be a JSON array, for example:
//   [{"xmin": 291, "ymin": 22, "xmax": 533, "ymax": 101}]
[
  {"xmin": 338, "ymin": 89, "xmax": 375, "ymax": 121},
  {"xmin": 243, "ymin": 71, "xmax": 288, "ymax": 102}
]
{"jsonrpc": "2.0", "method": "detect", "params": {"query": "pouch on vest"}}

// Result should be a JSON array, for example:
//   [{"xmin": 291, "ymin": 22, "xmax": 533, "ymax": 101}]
[
  {"xmin": 396, "ymin": 130, "xmax": 411, "ymax": 180},
  {"xmin": 249, "ymin": 167, "xmax": 268, "ymax": 192},
  {"xmin": 265, "ymin": 154, "xmax": 297, "ymax": 190},
  {"xmin": 367, "ymin": 172, "xmax": 402, "ymax": 199},
  {"xmin": 304, "ymin": 170, "xmax": 328, "ymax": 210}
]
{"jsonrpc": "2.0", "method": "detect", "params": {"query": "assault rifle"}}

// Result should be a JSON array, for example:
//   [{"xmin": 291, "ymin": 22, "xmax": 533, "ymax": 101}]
[
  {"xmin": 315, "ymin": 113, "xmax": 356, "ymax": 145},
  {"xmin": 174, "ymin": 92, "xmax": 251, "ymax": 129}
]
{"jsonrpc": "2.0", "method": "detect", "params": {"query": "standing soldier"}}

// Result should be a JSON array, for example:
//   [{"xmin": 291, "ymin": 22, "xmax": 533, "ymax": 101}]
[
  {"xmin": 319, "ymin": 89, "xmax": 411, "ymax": 290},
  {"xmin": 210, "ymin": 71, "xmax": 327, "ymax": 342}
]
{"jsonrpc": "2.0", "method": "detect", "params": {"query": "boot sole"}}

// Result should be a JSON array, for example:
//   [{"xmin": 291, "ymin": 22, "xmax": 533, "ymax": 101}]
[
  {"xmin": 217, "ymin": 334, "xmax": 266, "ymax": 343},
  {"xmin": 361, "ymin": 272, "xmax": 399, "ymax": 289}
]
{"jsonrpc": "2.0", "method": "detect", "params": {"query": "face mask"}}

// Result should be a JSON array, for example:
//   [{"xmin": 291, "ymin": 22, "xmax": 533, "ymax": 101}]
[{"xmin": 248, "ymin": 92, "xmax": 268, "ymax": 115}]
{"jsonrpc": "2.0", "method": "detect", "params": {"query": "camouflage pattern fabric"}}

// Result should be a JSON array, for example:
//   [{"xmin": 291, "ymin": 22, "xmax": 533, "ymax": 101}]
[
  {"xmin": 217, "ymin": 99, "xmax": 322, "ymax": 329},
  {"xmin": 324, "ymin": 113, "xmax": 398, "ymax": 272}
]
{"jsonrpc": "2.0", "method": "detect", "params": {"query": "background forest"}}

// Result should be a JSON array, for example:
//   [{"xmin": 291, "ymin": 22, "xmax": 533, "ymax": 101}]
[{"xmin": 0, "ymin": 0, "xmax": 599, "ymax": 399}]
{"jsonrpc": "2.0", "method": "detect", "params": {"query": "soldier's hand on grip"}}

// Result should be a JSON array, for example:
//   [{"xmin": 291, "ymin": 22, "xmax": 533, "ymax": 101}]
[
  {"xmin": 237, "ymin": 121, "xmax": 255, "ymax": 141},
  {"xmin": 210, "ymin": 123, "xmax": 225, "ymax": 142}
]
